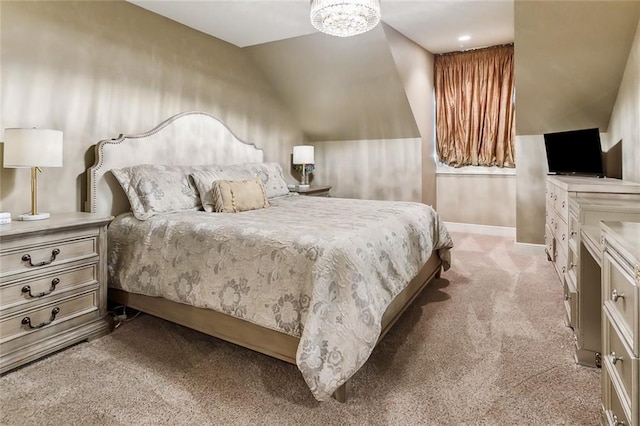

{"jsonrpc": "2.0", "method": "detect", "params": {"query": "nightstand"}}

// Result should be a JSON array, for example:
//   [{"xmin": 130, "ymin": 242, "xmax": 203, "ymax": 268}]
[
  {"xmin": 0, "ymin": 212, "xmax": 113, "ymax": 373},
  {"xmin": 290, "ymin": 185, "xmax": 332, "ymax": 197}
]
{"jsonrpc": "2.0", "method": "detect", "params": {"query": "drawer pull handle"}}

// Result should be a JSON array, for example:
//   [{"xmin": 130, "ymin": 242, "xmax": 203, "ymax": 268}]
[
  {"xmin": 562, "ymin": 266, "xmax": 566, "ymax": 274},
  {"xmin": 613, "ymin": 414, "xmax": 626, "ymax": 425},
  {"xmin": 561, "ymin": 201, "xmax": 565, "ymax": 208},
  {"xmin": 564, "ymin": 294, "xmax": 569, "ymax": 301},
  {"xmin": 21, "ymin": 249, "xmax": 61, "ymax": 267},
  {"xmin": 570, "ymin": 230, "xmax": 576, "ymax": 236},
  {"xmin": 21, "ymin": 307, "xmax": 60, "ymax": 329},
  {"xmin": 610, "ymin": 352, "xmax": 623, "ymax": 365},
  {"xmin": 611, "ymin": 289, "xmax": 625, "ymax": 302},
  {"xmin": 21, "ymin": 278, "xmax": 60, "ymax": 298},
  {"xmin": 570, "ymin": 263, "xmax": 576, "ymax": 269},
  {"xmin": 561, "ymin": 233, "xmax": 566, "ymax": 241}
]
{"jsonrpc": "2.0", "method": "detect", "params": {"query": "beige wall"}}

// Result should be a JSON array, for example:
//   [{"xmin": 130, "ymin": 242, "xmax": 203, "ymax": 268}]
[
  {"xmin": 383, "ymin": 24, "xmax": 437, "ymax": 207},
  {"xmin": 513, "ymin": 3, "xmax": 640, "ymax": 244},
  {"xmin": 436, "ymin": 174, "xmax": 516, "ymax": 227},
  {"xmin": 311, "ymin": 138, "xmax": 422, "ymax": 202},
  {"xmin": 246, "ymin": 25, "xmax": 419, "ymax": 143},
  {"xmin": 515, "ymin": 135, "xmax": 548, "ymax": 244},
  {"xmin": 514, "ymin": 1, "xmax": 640, "ymax": 136},
  {"xmin": 246, "ymin": 23, "xmax": 427, "ymax": 205},
  {"xmin": 607, "ymin": 18, "xmax": 640, "ymax": 183},
  {"xmin": 0, "ymin": 1, "xmax": 304, "ymax": 216}
]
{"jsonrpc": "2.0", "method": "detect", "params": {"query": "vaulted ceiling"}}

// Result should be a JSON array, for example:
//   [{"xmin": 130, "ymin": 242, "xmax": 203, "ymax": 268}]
[
  {"xmin": 128, "ymin": 0, "xmax": 515, "ymax": 53},
  {"xmin": 127, "ymin": 1, "xmax": 640, "ymax": 139}
]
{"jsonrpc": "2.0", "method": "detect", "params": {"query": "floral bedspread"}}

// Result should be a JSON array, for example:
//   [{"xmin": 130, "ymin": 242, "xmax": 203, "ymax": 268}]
[{"xmin": 107, "ymin": 195, "xmax": 453, "ymax": 400}]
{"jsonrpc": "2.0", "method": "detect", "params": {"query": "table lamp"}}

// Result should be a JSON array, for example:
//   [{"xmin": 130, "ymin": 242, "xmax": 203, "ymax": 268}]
[
  {"xmin": 293, "ymin": 145, "xmax": 314, "ymax": 188},
  {"xmin": 3, "ymin": 128, "xmax": 63, "ymax": 220}
]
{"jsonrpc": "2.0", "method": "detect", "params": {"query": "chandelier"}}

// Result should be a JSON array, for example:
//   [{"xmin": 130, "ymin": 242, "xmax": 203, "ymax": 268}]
[{"xmin": 310, "ymin": 0, "xmax": 381, "ymax": 38}]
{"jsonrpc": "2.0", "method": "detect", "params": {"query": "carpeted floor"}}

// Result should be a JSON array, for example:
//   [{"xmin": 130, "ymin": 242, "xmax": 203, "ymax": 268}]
[{"xmin": 0, "ymin": 232, "xmax": 600, "ymax": 425}]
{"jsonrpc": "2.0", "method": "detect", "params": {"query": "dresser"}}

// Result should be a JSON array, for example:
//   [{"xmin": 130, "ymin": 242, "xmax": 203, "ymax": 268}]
[
  {"xmin": 0, "ymin": 213, "xmax": 112, "ymax": 373},
  {"xmin": 545, "ymin": 176, "xmax": 640, "ymax": 367},
  {"xmin": 600, "ymin": 221, "xmax": 639, "ymax": 426}
]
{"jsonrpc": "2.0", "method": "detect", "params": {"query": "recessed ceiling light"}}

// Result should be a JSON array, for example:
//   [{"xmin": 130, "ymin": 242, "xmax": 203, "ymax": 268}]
[{"xmin": 458, "ymin": 35, "xmax": 471, "ymax": 41}]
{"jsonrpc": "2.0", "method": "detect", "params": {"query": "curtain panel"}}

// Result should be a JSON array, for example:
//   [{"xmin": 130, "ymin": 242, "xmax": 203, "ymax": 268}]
[{"xmin": 435, "ymin": 44, "xmax": 515, "ymax": 168}]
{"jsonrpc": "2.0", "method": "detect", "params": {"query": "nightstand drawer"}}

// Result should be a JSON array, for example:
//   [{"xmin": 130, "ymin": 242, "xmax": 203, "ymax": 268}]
[
  {"xmin": 0, "ymin": 264, "xmax": 97, "ymax": 312},
  {"xmin": 0, "ymin": 235, "xmax": 98, "ymax": 279},
  {"xmin": 0, "ymin": 291, "xmax": 98, "ymax": 344}
]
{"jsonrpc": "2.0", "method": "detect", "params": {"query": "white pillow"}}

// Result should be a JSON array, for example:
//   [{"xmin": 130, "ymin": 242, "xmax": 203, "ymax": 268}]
[
  {"xmin": 254, "ymin": 162, "xmax": 290, "ymax": 199},
  {"xmin": 111, "ymin": 164, "xmax": 201, "ymax": 220},
  {"xmin": 191, "ymin": 166, "xmax": 257, "ymax": 213},
  {"xmin": 190, "ymin": 162, "xmax": 290, "ymax": 212}
]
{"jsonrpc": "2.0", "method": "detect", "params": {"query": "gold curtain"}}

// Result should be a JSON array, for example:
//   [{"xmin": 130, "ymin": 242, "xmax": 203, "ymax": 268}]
[{"xmin": 435, "ymin": 44, "xmax": 515, "ymax": 167}]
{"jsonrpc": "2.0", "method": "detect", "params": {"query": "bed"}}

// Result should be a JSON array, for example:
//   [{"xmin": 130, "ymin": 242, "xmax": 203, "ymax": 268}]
[{"xmin": 87, "ymin": 111, "xmax": 453, "ymax": 402}]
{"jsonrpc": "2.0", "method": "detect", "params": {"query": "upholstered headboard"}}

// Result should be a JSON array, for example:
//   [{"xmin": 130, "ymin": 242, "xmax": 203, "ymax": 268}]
[{"xmin": 87, "ymin": 111, "xmax": 264, "ymax": 216}]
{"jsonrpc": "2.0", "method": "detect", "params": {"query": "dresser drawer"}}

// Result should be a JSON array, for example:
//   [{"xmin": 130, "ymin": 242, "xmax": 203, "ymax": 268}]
[
  {"xmin": 603, "ymin": 309, "xmax": 638, "ymax": 411},
  {"xmin": 554, "ymin": 216, "xmax": 569, "ymax": 259},
  {"xmin": 568, "ymin": 212, "xmax": 579, "ymax": 247},
  {"xmin": 546, "ymin": 182, "xmax": 555, "ymax": 206},
  {"xmin": 0, "ymin": 235, "xmax": 98, "ymax": 278},
  {"xmin": 602, "ymin": 362, "xmax": 633, "ymax": 426},
  {"xmin": 603, "ymin": 249, "xmax": 639, "ymax": 355},
  {"xmin": 0, "ymin": 291, "xmax": 98, "ymax": 344},
  {"xmin": 547, "ymin": 211, "xmax": 555, "ymax": 235},
  {"xmin": 554, "ymin": 189, "xmax": 569, "ymax": 220},
  {"xmin": 554, "ymin": 243, "xmax": 568, "ymax": 279},
  {"xmin": 0, "ymin": 264, "xmax": 97, "ymax": 313},
  {"xmin": 563, "ymin": 274, "xmax": 577, "ymax": 329},
  {"xmin": 567, "ymin": 245, "xmax": 578, "ymax": 281},
  {"xmin": 545, "ymin": 223, "xmax": 555, "ymax": 261}
]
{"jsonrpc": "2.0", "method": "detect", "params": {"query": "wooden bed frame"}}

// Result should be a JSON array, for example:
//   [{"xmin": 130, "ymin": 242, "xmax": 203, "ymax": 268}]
[{"xmin": 87, "ymin": 111, "xmax": 442, "ymax": 402}]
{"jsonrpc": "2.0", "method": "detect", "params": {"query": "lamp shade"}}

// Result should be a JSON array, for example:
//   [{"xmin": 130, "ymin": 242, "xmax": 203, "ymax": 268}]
[
  {"xmin": 293, "ymin": 145, "xmax": 314, "ymax": 164},
  {"xmin": 3, "ymin": 128, "xmax": 63, "ymax": 168}
]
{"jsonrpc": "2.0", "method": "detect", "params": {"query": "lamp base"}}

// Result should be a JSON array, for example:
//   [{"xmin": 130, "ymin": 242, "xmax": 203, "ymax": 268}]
[
  {"xmin": 297, "ymin": 184, "xmax": 310, "ymax": 189},
  {"xmin": 19, "ymin": 212, "xmax": 50, "ymax": 221}
]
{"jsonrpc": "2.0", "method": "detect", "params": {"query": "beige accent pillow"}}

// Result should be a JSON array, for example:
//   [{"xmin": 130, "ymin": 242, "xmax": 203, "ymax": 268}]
[{"xmin": 211, "ymin": 178, "xmax": 270, "ymax": 213}]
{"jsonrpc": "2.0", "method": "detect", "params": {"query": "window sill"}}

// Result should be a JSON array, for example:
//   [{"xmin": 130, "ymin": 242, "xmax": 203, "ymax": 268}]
[{"xmin": 436, "ymin": 164, "xmax": 516, "ymax": 176}]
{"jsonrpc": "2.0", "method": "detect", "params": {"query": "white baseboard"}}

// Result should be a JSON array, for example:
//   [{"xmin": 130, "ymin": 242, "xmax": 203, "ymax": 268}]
[
  {"xmin": 443, "ymin": 222, "xmax": 516, "ymax": 238},
  {"xmin": 514, "ymin": 241, "xmax": 547, "ymax": 256}
]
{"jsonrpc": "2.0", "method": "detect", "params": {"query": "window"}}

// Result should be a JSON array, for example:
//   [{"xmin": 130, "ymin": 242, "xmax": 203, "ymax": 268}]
[{"xmin": 434, "ymin": 44, "xmax": 515, "ymax": 168}]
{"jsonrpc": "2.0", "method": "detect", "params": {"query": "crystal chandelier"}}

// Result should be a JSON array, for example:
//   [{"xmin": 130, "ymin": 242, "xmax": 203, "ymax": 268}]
[{"xmin": 310, "ymin": 0, "xmax": 381, "ymax": 38}]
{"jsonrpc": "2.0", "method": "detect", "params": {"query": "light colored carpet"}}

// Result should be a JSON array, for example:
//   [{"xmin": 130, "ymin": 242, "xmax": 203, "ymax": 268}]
[{"xmin": 0, "ymin": 232, "xmax": 600, "ymax": 425}]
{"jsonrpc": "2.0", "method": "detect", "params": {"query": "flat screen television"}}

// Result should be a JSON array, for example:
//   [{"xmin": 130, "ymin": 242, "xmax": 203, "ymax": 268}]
[{"xmin": 543, "ymin": 128, "xmax": 605, "ymax": 177}]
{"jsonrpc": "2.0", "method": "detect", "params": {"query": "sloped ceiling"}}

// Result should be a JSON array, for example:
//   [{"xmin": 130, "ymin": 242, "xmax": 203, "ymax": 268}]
[
  {"xmin": 127, "ymin": 1, "xmax": 515, "ymax": 54},
  {"xmin": 127, "ymin": 1, "xmax": 639, "ymax": 142},
  {"xmin": 514, "ymin": 1, "xmax": 640, "ymax": 135},
  {"xmin": 246, "ymin": 25, "xmax": 419, "ymax": 142}
]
